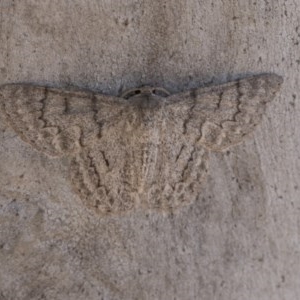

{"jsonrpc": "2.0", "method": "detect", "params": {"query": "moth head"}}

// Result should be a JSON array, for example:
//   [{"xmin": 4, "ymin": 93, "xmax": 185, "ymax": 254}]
[
  {"xmin": 121, "ymin": 86, "xmax": 170, "ymax": 100},
  {"xmin": 121, "ymin": 87, "xmax": 170, "ymax": 124}
]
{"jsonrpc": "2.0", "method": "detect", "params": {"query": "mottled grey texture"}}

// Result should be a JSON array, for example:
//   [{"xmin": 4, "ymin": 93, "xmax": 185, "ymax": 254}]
[
  {"xmin": 0, "ymin": 0, "xmax": 299, "ymax": 300},
  {"xmin": 0, "ymin": 75, "xmax": 282, "ymax": 214}
]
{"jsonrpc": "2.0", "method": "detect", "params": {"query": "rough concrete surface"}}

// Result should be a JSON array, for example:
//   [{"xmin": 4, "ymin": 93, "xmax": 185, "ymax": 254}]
[{"xmin": 0, "ymin": 1, "xmax": 299, "ymax": 299}]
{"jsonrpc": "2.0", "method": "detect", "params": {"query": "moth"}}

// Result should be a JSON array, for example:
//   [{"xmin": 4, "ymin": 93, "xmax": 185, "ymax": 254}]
[{"xmin": 0, "ymin": 74, "xmax": 283, "ymax": 214}]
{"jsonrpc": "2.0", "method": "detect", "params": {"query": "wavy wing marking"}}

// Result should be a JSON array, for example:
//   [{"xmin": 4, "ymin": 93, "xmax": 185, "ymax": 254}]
[
  {"xmin": 166, "ymin": 74, "xmax": 283, "ymax": 151},
  {"xmin": 0, "ymin": 84, "xmax": 127, "ymax": 157}
]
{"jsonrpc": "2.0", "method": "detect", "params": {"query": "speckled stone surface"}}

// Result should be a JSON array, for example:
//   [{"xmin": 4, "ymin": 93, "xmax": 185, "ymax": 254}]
[{"xmin": 0, "ymin": 1, "xmax": 299, "ymax": 299}]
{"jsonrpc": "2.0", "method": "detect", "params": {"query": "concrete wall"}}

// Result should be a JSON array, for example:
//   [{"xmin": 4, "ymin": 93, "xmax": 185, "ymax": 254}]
[{"xmin": 0, "ymin": 1, "xmax": 299, "ymax": 299}]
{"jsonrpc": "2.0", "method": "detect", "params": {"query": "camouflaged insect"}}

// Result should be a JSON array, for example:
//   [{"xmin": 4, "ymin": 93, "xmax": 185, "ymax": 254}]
[{"xmin": 0, "ymin": 74, "xmax": 283, "ymax": 214}]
